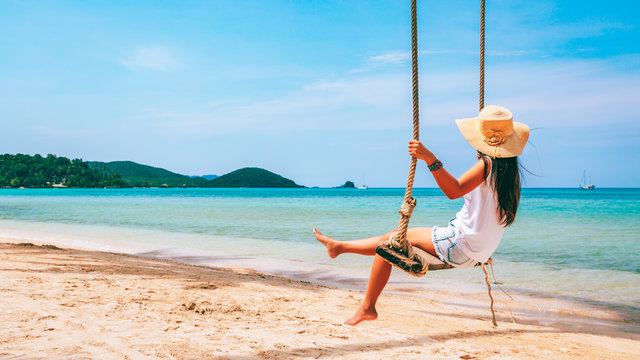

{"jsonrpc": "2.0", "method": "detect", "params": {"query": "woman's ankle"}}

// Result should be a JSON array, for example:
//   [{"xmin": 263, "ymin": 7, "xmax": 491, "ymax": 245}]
[{"xmin": 360, "ymin": 301, "xmax": 376, "ymax": 312}]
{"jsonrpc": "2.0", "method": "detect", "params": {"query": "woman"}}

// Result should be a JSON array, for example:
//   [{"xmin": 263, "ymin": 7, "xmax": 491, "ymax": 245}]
[{"xmin": 314, "ymin": 105, "xmax": 530, "ymax": 325}]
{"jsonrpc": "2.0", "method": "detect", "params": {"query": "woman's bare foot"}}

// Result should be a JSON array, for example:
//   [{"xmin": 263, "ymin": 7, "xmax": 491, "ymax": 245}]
[
  {"xmin": 344, "ymin": 307, "xmax": 378, "ymax": 326},
  {"xmin": 313, "ymin": 228, "xmax": 341, "ymax": 259}
]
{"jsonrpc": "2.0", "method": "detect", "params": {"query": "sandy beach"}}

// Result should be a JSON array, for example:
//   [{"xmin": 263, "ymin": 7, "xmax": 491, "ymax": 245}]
[{"xmin": 1, "ymin": 241, "xmax": 638, "ymax": 360}]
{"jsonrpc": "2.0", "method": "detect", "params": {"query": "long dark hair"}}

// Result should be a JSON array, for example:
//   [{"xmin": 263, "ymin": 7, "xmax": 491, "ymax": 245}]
[{"xmin": 479, "ymin": 152, "xmax": 521, "ymax": 226}]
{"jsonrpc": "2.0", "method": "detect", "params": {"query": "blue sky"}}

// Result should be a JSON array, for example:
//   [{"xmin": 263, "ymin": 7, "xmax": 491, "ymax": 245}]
[{"xmin": 1, "ymin": 0, "xmax": 638, "ymax": 187}]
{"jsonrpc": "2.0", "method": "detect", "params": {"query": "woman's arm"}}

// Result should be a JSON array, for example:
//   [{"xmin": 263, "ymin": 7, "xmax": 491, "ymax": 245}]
[{"xmin": 408, "ymin": 140, "xmax": 486, "ymax": 199}]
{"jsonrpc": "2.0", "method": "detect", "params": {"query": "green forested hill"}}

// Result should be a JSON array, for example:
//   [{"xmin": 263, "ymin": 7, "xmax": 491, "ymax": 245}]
[
  {"xmin": 0, "ymin": 154, "xmax": 124, "ymax": 188},
  {"xmin": 89, "ymin": 161, "xmax": 209, "ymax": 188},
  {"xmin": 0, "ymin": 154, "xmax": 303, "ymax": 188},
  {"xmin": 208, "ymin": 167, "xmax": 304, "ymax": 188}
]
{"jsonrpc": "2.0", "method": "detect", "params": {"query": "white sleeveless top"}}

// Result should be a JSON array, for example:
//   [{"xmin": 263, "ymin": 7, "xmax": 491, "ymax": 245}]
[{"xmin": 451, "ymin": 165, "xmax": 505, "ymax": 263}]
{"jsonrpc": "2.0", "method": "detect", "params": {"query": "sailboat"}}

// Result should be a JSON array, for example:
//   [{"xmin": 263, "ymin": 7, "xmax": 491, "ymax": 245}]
[
  {"xmin": 580, "ymin": 170, "xmax": 595, "ymax": 190},
  {"xmin": 357, "ymin": 173, "xmax": 369, "ymax": 189}
]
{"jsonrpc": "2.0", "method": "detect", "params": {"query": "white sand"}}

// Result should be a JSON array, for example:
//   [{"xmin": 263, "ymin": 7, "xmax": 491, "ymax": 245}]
[{"xmin": 1, "ymin": 241, "xmax": 638, "ymax": 359}]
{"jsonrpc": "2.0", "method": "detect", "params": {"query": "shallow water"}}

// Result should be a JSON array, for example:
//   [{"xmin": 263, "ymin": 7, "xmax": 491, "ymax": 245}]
[{"xmin": 0, "ymin": 187, "xmax": 638, "ymax": 316}]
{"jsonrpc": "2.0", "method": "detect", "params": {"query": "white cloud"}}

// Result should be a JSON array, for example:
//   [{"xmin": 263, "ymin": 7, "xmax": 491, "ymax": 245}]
[
  {"xmin": 150, "ymin": 73, "xmax": 411, "ymax": 136},
  {"xmin": 368, "ymin": 51, "xmax": 411, "ymax": 65},
  {"xmin": 119, "ymin": 46, "xmax": 180, "ymax": 71},
  {"xmin": 349, "ymin": 51, "xmax": 409, "ymax": 73},
  {"xmin": 486, "ymin": 58, "xmax": 640, "ymax": 127},
  {"xmin": 141, "ymin": 56, "xmax": 639, "ymax": 139},
  {"xmin": 352, "ymin": 49, "xmax": 531, "ymax": 73}
]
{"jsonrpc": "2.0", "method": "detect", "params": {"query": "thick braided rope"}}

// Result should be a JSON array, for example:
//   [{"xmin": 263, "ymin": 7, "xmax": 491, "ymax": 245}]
[
  {"xmin": 479, "ymin": 0, "xmax": 498, "ymax": 327},
  {"xmin": 387, "ymin": 0, "xmax": 425, "ymax": 273},
  {"xmin": 479, "ymin": 0, "xmax": 485, "ymax": 111},
  {"xmin": 479, "ymin": 1, "xmax": 498, "ymax": 326}
]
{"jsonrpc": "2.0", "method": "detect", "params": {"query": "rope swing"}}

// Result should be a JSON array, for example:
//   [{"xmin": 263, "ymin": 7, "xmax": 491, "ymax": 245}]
[
  {"xmin": 375, "ymin": 0, "xmax": 463, "ymax": 277},
  {"xmin": 374, "ymin": 0, "xmax": 431, "ymax": 277},
  {"xmin": 479, "ymin": 0, "xmax": 486, "ymax": 111},
  {"xmin": 375, "ymin": 0, "xmax": 499, "ymax": 327}
]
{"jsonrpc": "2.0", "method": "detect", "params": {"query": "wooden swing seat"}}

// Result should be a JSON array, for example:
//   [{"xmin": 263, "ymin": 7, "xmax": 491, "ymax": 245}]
[{"xmin": 376, "ymin": 243, "xmax": 484, "ymax": 276}]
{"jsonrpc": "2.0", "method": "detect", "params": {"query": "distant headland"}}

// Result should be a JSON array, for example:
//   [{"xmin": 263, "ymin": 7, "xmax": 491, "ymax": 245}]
[{"xmin": 0, "ymin": 154, "xmax": 304, "ymax": 188}]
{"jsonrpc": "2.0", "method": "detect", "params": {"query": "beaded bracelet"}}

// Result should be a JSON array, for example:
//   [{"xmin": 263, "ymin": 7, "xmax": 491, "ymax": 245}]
[{"xmin": 428, "ymin": 160, "xmax": 443, "ymax": 172}]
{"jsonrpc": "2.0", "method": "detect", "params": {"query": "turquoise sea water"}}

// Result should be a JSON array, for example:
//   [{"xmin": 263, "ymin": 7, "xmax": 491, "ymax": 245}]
[{"xmin": 0, "ymin": 188, "xmax": 638, "ymax": 318}]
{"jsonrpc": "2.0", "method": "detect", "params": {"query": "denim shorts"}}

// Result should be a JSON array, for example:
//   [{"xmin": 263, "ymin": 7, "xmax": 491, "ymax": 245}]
[{"xmin": 432, "ymin": 219, "xmax": 477, "ymax": 269}]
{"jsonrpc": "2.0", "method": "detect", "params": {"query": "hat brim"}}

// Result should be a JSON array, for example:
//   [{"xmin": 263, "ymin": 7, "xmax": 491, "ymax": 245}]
[{"xmin": 455, "ymin": 117, "xmax": 530, "ymax": 158}]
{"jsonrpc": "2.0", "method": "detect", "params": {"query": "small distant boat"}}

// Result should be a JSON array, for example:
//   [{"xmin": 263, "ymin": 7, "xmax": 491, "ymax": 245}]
[
  {"xmin": 580, "ymin": 170, "xmax": 595, "ymax": 190},
  {"xmin": 358, "ymin": 174, "xmax": 369, "ymax": 190}
]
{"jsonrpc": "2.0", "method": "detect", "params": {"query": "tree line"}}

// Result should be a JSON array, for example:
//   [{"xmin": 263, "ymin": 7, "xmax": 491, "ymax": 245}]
[{"xmin": 0, "ymin": 154, "xmax": 124, "ymax": 188}]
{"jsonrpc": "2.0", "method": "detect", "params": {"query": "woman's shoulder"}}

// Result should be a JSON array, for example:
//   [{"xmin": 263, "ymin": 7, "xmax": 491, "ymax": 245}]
[{"xmin": 481, "ymin": 156, "xmax": 492, "ymax": 180}]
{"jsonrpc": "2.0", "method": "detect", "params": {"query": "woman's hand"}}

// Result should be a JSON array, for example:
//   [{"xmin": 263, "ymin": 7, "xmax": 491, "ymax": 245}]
[
  {"xmin": 408, "ymin": 140, "xmax": 436, "ymax": 164},
  {"xmin": 408, "ymin": 139, "xmax": 485, "ymax": 199}
]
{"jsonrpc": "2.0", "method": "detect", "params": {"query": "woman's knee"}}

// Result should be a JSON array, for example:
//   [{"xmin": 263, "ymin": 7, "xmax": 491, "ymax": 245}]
[{"xmin": 380, "ymin": 229, "xmax": 400, "ymax": 243}]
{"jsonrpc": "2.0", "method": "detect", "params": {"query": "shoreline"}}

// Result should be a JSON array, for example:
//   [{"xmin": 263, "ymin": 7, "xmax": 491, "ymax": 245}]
[{"xmin": 1, "ymin": 240, "xmax": 639, "ymax": 359}]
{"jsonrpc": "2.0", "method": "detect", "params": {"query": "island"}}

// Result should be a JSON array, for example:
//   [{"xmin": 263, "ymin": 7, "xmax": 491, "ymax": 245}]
[
  {"xmin": 89, "ymin": 160, "xmax": 209, "ymax": 188},
  {"xmin": 336, "ymin": 181, "xmax": 355, "ymax": 189},
  {"xmin": 0, "ymin": 154, "xmax": 304, "ymax": 188},
  {"xmin": 208, "ymin": 167, "xmax": 304, "ymax": 188}
]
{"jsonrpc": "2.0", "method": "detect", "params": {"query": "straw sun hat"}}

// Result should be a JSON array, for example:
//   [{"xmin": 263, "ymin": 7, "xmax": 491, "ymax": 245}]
[{"xmin": 455, "ymin": 105, "xmax": 530, "ymax": 158}]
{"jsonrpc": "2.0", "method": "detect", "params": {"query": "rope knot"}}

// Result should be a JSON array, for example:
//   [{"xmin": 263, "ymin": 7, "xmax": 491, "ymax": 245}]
[{"xmin": 398, "ymin": 197, "xmax": 417, "ymax": 217}]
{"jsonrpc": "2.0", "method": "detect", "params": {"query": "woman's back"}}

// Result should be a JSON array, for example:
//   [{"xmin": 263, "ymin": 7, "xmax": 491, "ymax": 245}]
[{"xmin": 453, "ymin": 165, "xmax": 505, "ymax": 263}]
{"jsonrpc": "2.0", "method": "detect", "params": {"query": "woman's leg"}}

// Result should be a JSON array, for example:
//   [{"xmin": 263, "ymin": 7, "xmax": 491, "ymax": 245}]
[
  {"xmin": 344, "ymin": 250, "xmax": 391, "ymax": 325},
  {"xmin": 314, "ymin": 227, "xmax": 436, "ymax": 258},
  {"xmin": 313, "ymin": 228, "xmax": 382, "ymax": 257},
  {"xmin": 315, "ymin": 227, "xmax": 435, "ymax": 325}
]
